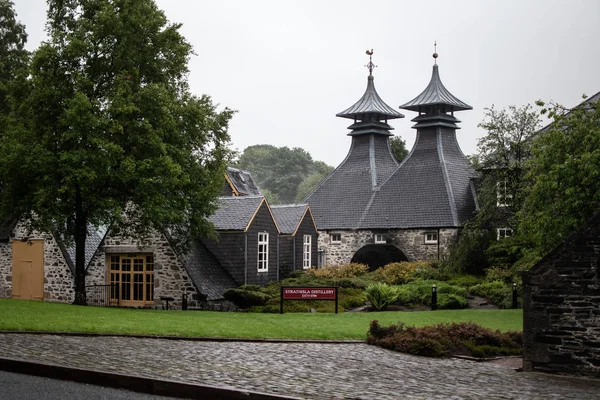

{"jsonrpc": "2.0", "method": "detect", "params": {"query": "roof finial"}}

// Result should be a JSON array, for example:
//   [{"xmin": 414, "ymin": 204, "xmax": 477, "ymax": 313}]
[
  {"xmin": 365, "ymin": 49, "xmax": 376, "ymax": 76},
  {"xmin": 433, "ymin": 41, "xmax": 438, "ymax": 65}
]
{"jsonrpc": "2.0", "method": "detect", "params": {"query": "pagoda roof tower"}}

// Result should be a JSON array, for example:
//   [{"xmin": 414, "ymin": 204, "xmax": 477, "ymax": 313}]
[
  {"xmin": 306, "ymin": 46, "xmax": 478, "ymax": 231},
  {"xmin": 305, "ymin": 50, "xmax": 402, "ymax": 230}
]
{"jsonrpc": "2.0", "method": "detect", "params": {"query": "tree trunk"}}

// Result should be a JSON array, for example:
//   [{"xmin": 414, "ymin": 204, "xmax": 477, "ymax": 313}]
[{"xmin": 73, "ymin": 186, "xmax": 87, "ymax": 305}]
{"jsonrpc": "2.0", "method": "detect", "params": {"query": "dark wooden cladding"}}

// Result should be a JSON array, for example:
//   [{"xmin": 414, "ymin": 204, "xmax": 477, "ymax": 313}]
[{"xmin": 245, "ymin": 201, "xmax": 279, "ymax": 285}]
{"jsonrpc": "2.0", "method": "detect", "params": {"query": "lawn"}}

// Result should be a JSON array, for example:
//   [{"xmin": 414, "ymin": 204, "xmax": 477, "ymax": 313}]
[{"xmin": 0, "ymin": 299, "xmax": 522, "ymax": 340}]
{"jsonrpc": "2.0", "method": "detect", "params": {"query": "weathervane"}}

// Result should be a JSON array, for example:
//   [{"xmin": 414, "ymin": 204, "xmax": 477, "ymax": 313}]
[
  {"xmin": 365, "ymin": 49, "xmax": 376, "ymax": 75},
  {"xmin": 433, "ymin": 41, "xmax": 438, "ymax": 65}
]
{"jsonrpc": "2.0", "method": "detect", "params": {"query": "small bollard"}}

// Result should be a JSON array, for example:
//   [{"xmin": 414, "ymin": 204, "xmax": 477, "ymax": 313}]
[
  {"xmin": 512, "ymin": 283, "xmax": 518, "ymax": 309},
  {"xmin": 182, "ymin": 293, "xmax": 188, "ymax": 311},
  {"xmin": 431, "ymin": 284, "xmax": 437, "ymax": 311}
]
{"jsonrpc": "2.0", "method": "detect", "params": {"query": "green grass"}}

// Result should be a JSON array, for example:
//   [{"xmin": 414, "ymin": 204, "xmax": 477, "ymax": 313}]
[{"xmin": 0, "ymin": 299, "xmax": 522, "ymax": 340}]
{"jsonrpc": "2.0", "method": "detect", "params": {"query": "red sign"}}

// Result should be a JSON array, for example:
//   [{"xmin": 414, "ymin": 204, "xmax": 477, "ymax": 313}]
[{"xmin": 282, "ymin": 287, "xmax": 337, "ymax": 300}]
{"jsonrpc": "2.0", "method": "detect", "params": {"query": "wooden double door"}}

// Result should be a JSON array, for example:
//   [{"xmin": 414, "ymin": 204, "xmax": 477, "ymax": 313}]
[
  {"xmin": 12, "ymin": 240, "xmax": 44, "ymax": 301},
  {"xmin": 109, "ymin": 254, "xmax": 154, "ymax": 307}
]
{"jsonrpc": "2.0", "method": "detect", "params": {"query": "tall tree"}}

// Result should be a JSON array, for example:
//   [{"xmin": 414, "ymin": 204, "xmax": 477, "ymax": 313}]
[
  {"xmin": 520, "ymin": 95, "xmax": 600, "ymax": 254},
  {"xmin": 236, "ymin": 144, "xmax": 331, "ymax": 204},
  {"xmin": 448, "ymin": 105, "xmax": 540, "ymax": 274},
  {"xmin": 0, "ymin": 0, "xmax": 234, "ymax": 304},
  {"xmin": 0, "ymin": 0, "xmax": 28, "ymax": 123},
  {"xmin": 389, "ymin": 135, "xmax": 408, "ymax": 163}
]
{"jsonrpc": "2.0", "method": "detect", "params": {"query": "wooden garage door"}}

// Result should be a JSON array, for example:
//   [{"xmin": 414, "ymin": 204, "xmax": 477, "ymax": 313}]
[{"xmin": 12, "ymin": 240, "xmax": 44, "ymax": 301}]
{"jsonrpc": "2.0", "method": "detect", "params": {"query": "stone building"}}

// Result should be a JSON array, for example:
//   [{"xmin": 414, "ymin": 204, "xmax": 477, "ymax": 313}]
[
  {"xmin": 305, "ymin": 52, "xmax": 477, "ymax": 269},
  {"xmin": 522, "ymin": 212, "xmax": 600, "ymax": 377}
]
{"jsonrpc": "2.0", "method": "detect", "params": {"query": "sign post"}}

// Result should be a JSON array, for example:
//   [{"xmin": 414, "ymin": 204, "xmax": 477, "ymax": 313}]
[{"xmin": 280, "ymin": 286, "xmax": 338, "ymax": 314}]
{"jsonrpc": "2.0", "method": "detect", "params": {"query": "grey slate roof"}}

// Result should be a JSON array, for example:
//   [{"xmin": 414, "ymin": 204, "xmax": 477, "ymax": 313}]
[
  {"xmin": 360, "ymin": 129, "xmax": 478, "ymax": 229},
  {"xmin": 337, "ymin": 74, "xmax": 404, "ymax": 120},
  {"xmin": 226, "ymin": 167, "xmax": 261, "ymax": 196},
  {"xmin": 0, "ymin": 218, "xmax": 17, "ymax": 241},
  {"xmin": 306, "ymin": 61, "xmax": 477, "ymax": 231},
  {"xmin": 304, "ymin": 134, "xmax": 399, "ymax": 230},
  {"xmin": 208, "ymin": 196, "xmax": 266, "ymax": 231},
  {"xmin": 64, "ymin": 225, "xmax": 108, "ymax": 272},
  {"xmin": 180, "ymin": 239, "xmax": 237, "ymax": 301},
  {"xmin": 400, "ymin": 64, "xmax": 472, "ymax": 112},
  {"xmin": 271, "ymin": 204, "xmax": 309, "ymax": 235}
]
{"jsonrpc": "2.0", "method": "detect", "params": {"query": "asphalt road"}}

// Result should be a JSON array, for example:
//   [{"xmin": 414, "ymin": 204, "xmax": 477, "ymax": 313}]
[{"xmin": 0, "ymin": 370, "xmax": 182, "ymax": 400}]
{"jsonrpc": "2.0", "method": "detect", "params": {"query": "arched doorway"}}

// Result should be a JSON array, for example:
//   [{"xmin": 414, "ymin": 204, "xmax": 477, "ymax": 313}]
[{"xmin": 350, "ymin": 244, "xmax": 408, "ymax": 271}]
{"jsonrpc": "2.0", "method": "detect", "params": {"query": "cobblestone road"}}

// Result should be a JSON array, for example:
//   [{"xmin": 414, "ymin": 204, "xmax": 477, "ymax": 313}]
[{"xmin": 0, "ymin": 334, "xmax": 598, "ymax": 399}]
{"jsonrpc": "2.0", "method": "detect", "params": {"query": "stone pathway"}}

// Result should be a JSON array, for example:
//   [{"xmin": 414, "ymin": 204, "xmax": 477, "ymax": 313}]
[{"xmin": 0, "ymin": 334, "xmax": 598, "ymax": 399}]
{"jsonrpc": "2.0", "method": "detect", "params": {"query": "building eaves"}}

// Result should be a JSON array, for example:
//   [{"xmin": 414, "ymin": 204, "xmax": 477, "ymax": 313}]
[
  {"xmin": 337, "ymin": 74, "xmax": 404, "ymax": 120},
  {"xmin": 400, "ymin": 64, "xmax": 472, "ymax": 112}
]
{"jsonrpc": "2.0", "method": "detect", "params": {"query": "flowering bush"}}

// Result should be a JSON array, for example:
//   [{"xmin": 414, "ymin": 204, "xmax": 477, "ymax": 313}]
[
  {"xmin": 375, "ymin": 261, "xmax": 436, "ymax": 285},
  {"xmin": 306, "ymin": 263, "xmax": 369, "ymax": 279}
]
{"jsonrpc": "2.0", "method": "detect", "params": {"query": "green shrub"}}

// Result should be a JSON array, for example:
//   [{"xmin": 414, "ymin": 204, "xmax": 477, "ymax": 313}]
[
  {"xmin": 238, "ymin": 284, "xmax": 262, "ymax": 292},
  {"xmin": 367, "ymin": 320, "xmax": 522, "ymax": 358},
  {"xmin": 437, "ymin": 293, "xmax": 468, "ymax": 309},
  {"xmin": 375, "ymin": 261, "xmax": 437, "ymax": 285},
  {"xmin": 223, "ymin": 289, "xmax": 272, "ymax": 309},
  {"xmin": 333, "ymin": 277, "xmax": 368, "ymax": 289},
  {"xmin": 446, "ymin": 275, "xmax": 483, "ymax": 288},
  {"xmin": 395, "ymin": 280, "xmax": 467, "ymax": 309},
  {"xmin": 306, "ymin": 263, "xmax": 369, "ymax": 279},
  {"xmin": 484, "ymin": 265, "xmax": 521, "ymax": 285},
  {"xmin": 365, "ymin": 283, "xmax": 400, "ymax": 311},
  {"xmin": 470, "ymin": 281, "xmax": 519, "ymax": 309}
]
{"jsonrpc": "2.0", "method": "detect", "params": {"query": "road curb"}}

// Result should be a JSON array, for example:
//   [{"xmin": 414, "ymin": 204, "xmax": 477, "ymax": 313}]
[
  {"xmin": 0, "ymin": 330, "xmax": 364, "ymax": 343},
  {"xmin": 0, "ymin": 356, "xmax": 302, "ymax": 400}
]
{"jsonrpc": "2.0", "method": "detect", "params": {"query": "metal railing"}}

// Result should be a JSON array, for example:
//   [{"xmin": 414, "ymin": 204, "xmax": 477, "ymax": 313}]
[{"xmin": 85, "ymin": 284, "xmax": 120, "ymax": 307}]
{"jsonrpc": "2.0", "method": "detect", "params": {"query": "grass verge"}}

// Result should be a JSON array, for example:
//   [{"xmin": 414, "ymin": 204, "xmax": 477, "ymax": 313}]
[{"xmin": 0, "ymin": 299, "xmax": 522, "ymax": 340}]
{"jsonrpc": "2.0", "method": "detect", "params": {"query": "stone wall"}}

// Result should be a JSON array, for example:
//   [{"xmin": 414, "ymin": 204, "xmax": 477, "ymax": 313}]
[
  {"xmin": 0, "ymin": 242, "xmax": 12, "ymax": 298},
  {"xmin": 87, "ymin": 230, "xmax": 199, "ymax": 309},
  {"xmin": 522, "ymin": 214, "xmax": 600, "ymax": 377},
  {"xmin": 317, "ymin": 228, "xmax": 458, "ymax": 266},
  {"xmin": 0, "ymin": 221, "xmax": 74, "ymax": 302}
]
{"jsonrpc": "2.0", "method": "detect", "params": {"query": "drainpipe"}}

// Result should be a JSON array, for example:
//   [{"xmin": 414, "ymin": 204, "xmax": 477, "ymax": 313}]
[
  {"xmin": 437, "ymin": 228, "xmax": 441, "ymax": 260},
  {"xmin": 244, "ymin": 232, "xmax": 248, "ymax": 285},
  {"xmin": 292, "ymin": 236, "xmax": 296, "ymax": 271},
  {"xmin": 276, "ymin": 235, "xmax": 280, "ymax": 281}
]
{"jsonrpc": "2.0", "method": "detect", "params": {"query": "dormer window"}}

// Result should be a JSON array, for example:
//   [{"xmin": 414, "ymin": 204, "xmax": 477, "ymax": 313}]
[
  {"xmin": 330, "ymin": 233, "xmax": 341, "ymax": 244},
  {"xmin": 497, "ymin": 228, "xmax": 513, "ymax": 241},
  {"xmin": 424, "ymin": 232, "xmax": 438, "ymax": 244},
  {"xmin": 374, "ymin": 234, "xmax": 386, "ymax": 244},
  {"xmin": 497, "ymin": 180, "xmax": 512, "ymax": 207}
]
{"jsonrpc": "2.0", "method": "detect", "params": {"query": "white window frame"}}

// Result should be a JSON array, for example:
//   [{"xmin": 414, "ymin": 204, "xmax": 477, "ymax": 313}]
[
  {"xmin": 330, "ymin": 233, "xmax": 341, "ymax": 244},
  {"xmin": 496, "ymin": 180, "xmax": 513, "ymax": 207},
  {"xmin": 374, "ymin": 234, "xmax": 386, "ymax": 244},
  {"xmin": 257, "ymin": 232, "xmax": 269, "ymax": 272},
  {"xmin": 497, "ymin": 228, "xmax": 514, "ymax": 241},
  {"xmin": 303, "ymin": 235, "xmax": 312, "ymax": 269},
  {"xmin": 424, "ymin": 232, "xmax": 438, "ymax": 244}
]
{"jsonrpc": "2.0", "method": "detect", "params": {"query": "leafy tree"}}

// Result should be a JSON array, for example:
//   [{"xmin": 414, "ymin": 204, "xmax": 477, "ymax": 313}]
[
  {"xmin": 236, "ymin": 144, "xmax": 332, "ymax": 204},
  {"xmin": 0, "ymin": 0, "xmax": 28, "ymax": 122},
  {"xmin": 448, "ymin": 105, "xmax": 540, "ymax": 274},
  {"xmin": 520, "ymin": 95, "xmax": 600, "ymax": 254},
  {"xmin": 390, "ymin": 135, "xmax": 408, "ymax": 163},
  {"xmin": 0, "ymin": 0, "xmax": 234, "ymax": 304}
]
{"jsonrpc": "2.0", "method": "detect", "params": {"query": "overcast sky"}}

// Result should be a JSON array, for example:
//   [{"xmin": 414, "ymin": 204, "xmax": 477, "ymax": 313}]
[{"xmin": 12, "ymin": 0, "xmax": 600, "ymax": 167}]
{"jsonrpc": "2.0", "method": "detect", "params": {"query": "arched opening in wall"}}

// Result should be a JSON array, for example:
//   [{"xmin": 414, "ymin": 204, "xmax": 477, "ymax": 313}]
[{"xmin": 350, "ymin": 244, "xmax": 408, "ymax": 271}]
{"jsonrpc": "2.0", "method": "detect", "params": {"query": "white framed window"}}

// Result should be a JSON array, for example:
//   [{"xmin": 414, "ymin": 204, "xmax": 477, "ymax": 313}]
[
  {"xmin": 424, "ymin": 232, "xmax": 438, "ymax": 244},
  {"xmin": 374, "ymin": 234, "xmax": 386, "ymax": 244},
  {"xmin": 330, "ymin": 233, "xmax": 341, "ymax": 244},
  {"xmin": 303, "ymin": 235, "xmax": 312, "ymax": 269},
  {"xmin": 257, "ymin": 232, "xmax": 269, "ymax": 272},
  {"xmin": 497, "ymin": 228, "xmax": 513, "ymax": 241},
  {"xmin": 496, "ymin": 180, "xmax": 512, "ymax": 207}
]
